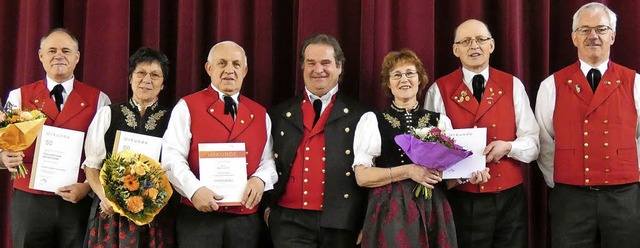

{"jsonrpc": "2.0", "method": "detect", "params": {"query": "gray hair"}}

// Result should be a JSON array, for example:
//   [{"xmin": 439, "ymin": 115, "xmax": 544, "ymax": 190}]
[
  {"xmin": 207, "ymin": 41, "xmax": 248, "ymax": 66},
  {"xmin": 39, "ymin": 28, "xmax": 80, "ymax": 51},
  {"xmin": 572, "ymin": 2, "xmax": 617, "ymax": 32}
]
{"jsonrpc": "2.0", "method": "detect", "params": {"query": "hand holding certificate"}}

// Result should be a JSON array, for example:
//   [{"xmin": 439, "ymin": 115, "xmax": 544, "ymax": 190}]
[
  {"xmin": 198, "ymin": 143, "xmax": 247, "ymax": 206},
  {"xmin": 29, "ymin": 125, "xmax": 85, "ymax": 192},
  {"xmin": 440, "ymin": 128, "xmax": 487, "ymax": 179}
]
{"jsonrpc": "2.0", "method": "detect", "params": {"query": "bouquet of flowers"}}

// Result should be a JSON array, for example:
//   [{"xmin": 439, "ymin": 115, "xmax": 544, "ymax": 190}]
[
  {"xmin": 0, "ymin": 103, "xmax": 47, "ymax": 179},
  {"xmin": 394, "ymin": 126, "xmax": 472, "ymax": 199},
  {"xmin": 100, "ymin": 150, "xmax": 173, "ymax": 225}
]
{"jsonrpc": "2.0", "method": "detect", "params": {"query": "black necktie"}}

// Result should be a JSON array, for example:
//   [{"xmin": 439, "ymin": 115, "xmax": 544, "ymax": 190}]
[
  {"xmin": 50, "ymin": 84, "xmax": 64, "ymax": 111},
  {"xmin": 313, "ymin": 99, "xmax": 322, "ymax": 125},
  {"xmin": 587, "ymin": 68, "xmax": 601, "ymax": 92},
  {"xmin": 223, "ymin": 95, "xmax": 236, "ymax": 120},
  {"xmin": 472, "ymin": 74, "xmax": 485, "ymax": 103}
]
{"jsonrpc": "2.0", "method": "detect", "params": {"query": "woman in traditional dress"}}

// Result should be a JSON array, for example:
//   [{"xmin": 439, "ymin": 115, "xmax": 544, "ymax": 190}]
[
  {"xmin": 83, "ymin": 47, "xmax": 175, "ymax": 247},
  {"xmin": 352, "ymin": 49, "xmax": 488, "ymax": 247}
]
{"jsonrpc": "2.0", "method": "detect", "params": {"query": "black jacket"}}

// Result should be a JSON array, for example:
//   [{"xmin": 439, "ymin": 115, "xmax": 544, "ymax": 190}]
[{"xmin": 266, "ymin": 91, "xmax": 370, "ymax": 231}]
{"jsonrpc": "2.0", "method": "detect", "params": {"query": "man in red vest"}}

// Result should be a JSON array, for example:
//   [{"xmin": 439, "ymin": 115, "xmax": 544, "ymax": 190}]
[
  {"xmin": 162, "ymin": 41, "xmax": 278, "ymax": 248},
  {"xmin": 265, "ymin": 34, "xmax": 370, "ymax": 247},
  {"xmin": 0, "ymin": 28, "xmax": 111, "ymax": 248},
  {"xmin": 425, "ymin": 19, "xmax": 539, "ymax": 248},
  {"xmin": 536, "ymin": 3, "xmax": 640, "ymax": 247}
]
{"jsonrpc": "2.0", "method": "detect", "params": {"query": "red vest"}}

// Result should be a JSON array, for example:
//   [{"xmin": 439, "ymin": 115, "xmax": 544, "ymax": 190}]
[
  {"xmin": 278, "ymin": 94, "xmax": 335, "ymax": 210},
  {"xmin": 436, "ymin": 67, "xmax": 522, "ymax": 193},
  {"xmin": 182, "ymin": 87, "xmax": 267, "ymax": 215},
  {"xmin": 14, "ymin": 80, "xmax": 101, "ymax": 195},
  {"xmin": 553, "ymin": 61, "xmax": 638, "ymax": 186}
]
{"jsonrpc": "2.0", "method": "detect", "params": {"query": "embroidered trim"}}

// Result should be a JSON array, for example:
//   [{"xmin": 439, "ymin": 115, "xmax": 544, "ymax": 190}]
[
  {"xmin": 129, "ymin": 98, "xmax": 159, "ymax": 111},
  {"xmin": 121, "ymin": 105, "xmax": 138, "ymax": 129},
  {"xmin": 383, "ymin": 113, "xmax": 401, "ymax": 129},
  {"xmin": 417, "ymin": 113, "xmax": 431, "ymax": 128},
  {"xmin": 390, "ymin": 102, "xmax": 419, "ymax": 113},
  {"xmin": 145, "ymin": 110, "xmax": 167, "ymax": 131}
]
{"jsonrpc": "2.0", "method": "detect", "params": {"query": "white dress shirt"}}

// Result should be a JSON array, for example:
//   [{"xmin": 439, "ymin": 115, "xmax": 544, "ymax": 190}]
[
  {"xmin": 535, "ymin": 59, "xmax": 640, "ymax": 187},
  {"xmin": 305, "ymin": 84, "xmax": 339, "ymax": 115},
  {"xmin": 352, "ymin": 110, "xmax": 453, "ymax": 169},
  {"xmin": 82, "ymin": 99, "xmax": 160, "ymax": 170},
  {"xmin": 0, "ymin": 76, "xmax": 111, "ymax": 167},
  {"xmin": 161, "ymin": 84, "xmax": 278, "ymax": 199},
  {"xmin": 5, "ymin": 76, "xmax": 111, "ymax": 111},
  {"xmin": 424, "ymin": 67, "xmax": 540, "ymax": 166}
]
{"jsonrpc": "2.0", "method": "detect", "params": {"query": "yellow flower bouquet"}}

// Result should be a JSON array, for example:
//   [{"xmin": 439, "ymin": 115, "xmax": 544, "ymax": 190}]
[
  {"xmin": 100, "ymin": 150, "xmax": 173, "ymax": 225},
  {"xmin": 0, "ymin": 104, "xmax": 47, "ymax": 179}
]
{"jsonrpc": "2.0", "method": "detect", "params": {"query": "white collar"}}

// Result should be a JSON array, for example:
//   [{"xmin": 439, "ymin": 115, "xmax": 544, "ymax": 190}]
[
  {"xmin": 210, "ymin": 84, "xmax": 239, "ymax": 104},
  {"xmin": 46, "ymin": 76, "xmax": 75, "ymax": 93},
  {"xmin": 305, "ymin": 84, "xmax": 339, "ymax": 104},
  {"xmin": 461, "ymin": 66, "xmax": 489, "ymax": 86},
  {"xmin": 579, "ymin": 59, "xmax": 609, "ymax": 76}
]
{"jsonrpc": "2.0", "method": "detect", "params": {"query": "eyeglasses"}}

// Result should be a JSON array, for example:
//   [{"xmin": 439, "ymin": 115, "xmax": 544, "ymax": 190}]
[
  {"xmin": 390, "ymin": 71, "xmax": 418, "ymax": 80},
  {"xmin": 454, "ymin": 37, "xmax": 493, "ymax": 47},
  {"xmin": 574, "ymin": 25, "xmax": 612, "ymax": 35},
  {"xmin": 134, "ymin": 71, "xmax": 163, "ymax": 80}
]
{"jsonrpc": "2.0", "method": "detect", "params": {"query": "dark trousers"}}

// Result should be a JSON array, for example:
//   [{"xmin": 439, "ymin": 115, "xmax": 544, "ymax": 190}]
[
  {"xmin": 269, "ymin": 206, "xmax": 358, "ymax": 248},
  {"xmin": 10, "ymin": 189, "xmax": 92, "ymax": 248},
  {"xmin": 550, "ymin": 183, "xmax": 640, "ymax": 248},
  {"xmin": 176, "ymin": 204, "xmax": 262, "ymax": 248},
  {"xmin": 447, "ymin": 184, "xmax": 527, "ymax": 248}
]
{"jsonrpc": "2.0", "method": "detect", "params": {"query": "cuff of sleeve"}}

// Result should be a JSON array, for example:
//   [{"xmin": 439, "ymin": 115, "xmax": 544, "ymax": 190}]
[
  {"xmin": 251, "ymin": 172, "xmax": 273, "ymax": 191},
  {"xmin": 506, "ymin": 141, "xmax": 520, "ymax": 158},
  {"xmin": 352, "ymin": 155, "xmax": 374, "ymax": 170},
  {"xmin": 185, "ymin": 180, "xmax": 206, "ymax": 201},
  {"xmin": 82, "ymin": 158, "xmax": 103, "ymax": 170}
]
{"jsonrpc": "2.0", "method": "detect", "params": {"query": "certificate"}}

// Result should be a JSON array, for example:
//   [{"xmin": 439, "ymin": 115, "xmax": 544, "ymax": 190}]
[
  {"xmin": 198, "ymin": 143, "xmax": 247, "ymax": 206},
  {"xmin": 112, "ymin": 130, "xmax": 162, "ymax": 161},
  {"xmin": 29, "ymin": 125, "xmax": 85, "ymax": 192},
  {"xmin": 441, "ymin": 127, "xmax": 487, "ymax": 179}
]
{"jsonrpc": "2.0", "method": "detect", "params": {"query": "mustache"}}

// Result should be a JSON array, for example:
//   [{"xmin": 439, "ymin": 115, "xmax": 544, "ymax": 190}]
[{"xmin": 584, "ymin": 39, "xmax": 601, "ymax": 46}]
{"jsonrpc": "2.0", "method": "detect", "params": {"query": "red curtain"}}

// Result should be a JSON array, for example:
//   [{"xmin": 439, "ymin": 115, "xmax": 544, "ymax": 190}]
[{"xmin": 2, "ymin": 1, "xmax": 640, "ymax": 247}]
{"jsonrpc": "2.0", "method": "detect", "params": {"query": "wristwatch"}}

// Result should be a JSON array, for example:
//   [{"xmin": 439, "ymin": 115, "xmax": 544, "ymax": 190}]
[{"xmin": 457, "ymin": 178, "xmax": 470, "ymax": 185}]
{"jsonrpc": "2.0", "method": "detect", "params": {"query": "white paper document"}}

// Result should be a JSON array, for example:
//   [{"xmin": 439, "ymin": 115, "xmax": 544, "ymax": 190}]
[
  {"xmin": 29, "ymin": 125, "xmax": 85, "ymax": 192},
  {"xmin": 198, "ymin": 143, "xmax": 248, "ymax": 206},
  {"xmin": 441, "ymin": 127, "xmax": 487, "ymax": 179},
  {"xmin": 113, "ymin": 130, "xmax": 162, "ymax": 161}
]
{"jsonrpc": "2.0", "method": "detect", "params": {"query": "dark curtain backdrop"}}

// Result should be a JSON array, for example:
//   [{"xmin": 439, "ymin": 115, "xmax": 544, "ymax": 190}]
[{"xmin": 2, "ymin": 1, "xmax": 639, "ymax": 247}]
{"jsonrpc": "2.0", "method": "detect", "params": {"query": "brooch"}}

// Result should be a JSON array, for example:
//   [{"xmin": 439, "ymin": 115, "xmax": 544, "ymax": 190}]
[{"xmin": 456, "ymin": 90, "xmax": 471, "ymax": 103}]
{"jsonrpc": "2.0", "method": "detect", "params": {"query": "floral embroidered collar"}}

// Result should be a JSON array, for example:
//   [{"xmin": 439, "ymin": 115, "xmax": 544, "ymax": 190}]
[
  {"xmin": 122, "ymin": 98, "xmax": 166, "ymax": 131},
  {"xmin": 390, "ymin": 101, "xmax": 419, "ymax": 113},
  {"xmin": 128, "ymin": 98, "xmax": 159, "ymax": 112}
]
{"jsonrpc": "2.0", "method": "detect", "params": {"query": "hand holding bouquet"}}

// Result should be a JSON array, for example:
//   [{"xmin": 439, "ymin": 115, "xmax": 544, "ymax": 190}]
[
  {"xmin": 394, "ymin": 126, "xmax": 472, "ymax": 199},
  {"xmin": 0, "ymin": 103, "xmax": 47, "ymax": 179},
  {"xmin": 100, "ymin": 150, "xmax": 173, "ymax": 225}
]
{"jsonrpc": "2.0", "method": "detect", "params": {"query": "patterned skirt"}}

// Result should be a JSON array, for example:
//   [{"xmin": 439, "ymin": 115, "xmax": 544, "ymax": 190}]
[
  {"xmin": 361, "ymin": 180, "xmax": 457, "ymax": 248},
  {"xmin": 85, "ymin": 196, "xmax": 177, "ymax": 248}
]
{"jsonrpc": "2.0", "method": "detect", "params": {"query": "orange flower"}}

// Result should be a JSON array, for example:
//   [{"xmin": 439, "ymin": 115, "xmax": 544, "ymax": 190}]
[
  {"xmin": 126, "ymin": 196, "xmax": 144, "ymax": 213},
  {"xmin": 143, "ymin": 188, "xmax": 159, "ymax": 201},
  {"xmin": 8, "ymin": 115, "xmax": 19, "ymax": 123},
  {"xmin": 123, "ymin": 175, "xmax": 140, "ymax": 191}
]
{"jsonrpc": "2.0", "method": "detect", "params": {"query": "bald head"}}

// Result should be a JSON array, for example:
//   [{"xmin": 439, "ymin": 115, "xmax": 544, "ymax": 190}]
[
  {"xmin": 207, "ymin": 41, "xmax": 247, "ymax": 66},
  {"xmin": 452, "ymin": 19, "xmax": 495, "ymax": 73},
  {"xmin": 454, "ymin": 19, "xmax": 492, "ymax": 42},
  {"xmin": 205, "ymin": 41, "xmax": 249, "ymax": 95}
]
